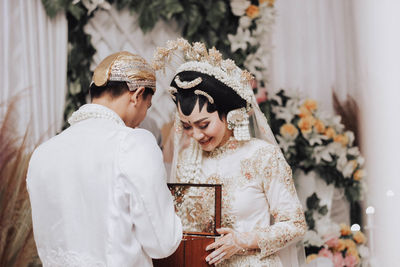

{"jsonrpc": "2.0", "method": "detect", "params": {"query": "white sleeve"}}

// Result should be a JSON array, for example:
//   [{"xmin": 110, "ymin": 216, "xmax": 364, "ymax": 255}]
[
  {"xmin": 256, "ymin": 146, "xmax": 307, "ymax": 259},
  {"xmin": 118, "ymin": 129, "xmax": 182, "ymax": 259}
]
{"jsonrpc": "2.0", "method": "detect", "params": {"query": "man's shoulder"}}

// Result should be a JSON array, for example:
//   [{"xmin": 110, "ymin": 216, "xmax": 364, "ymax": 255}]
[{"xmin": 121, "ymin": 127, "xmax": 158, "ymax": 147}]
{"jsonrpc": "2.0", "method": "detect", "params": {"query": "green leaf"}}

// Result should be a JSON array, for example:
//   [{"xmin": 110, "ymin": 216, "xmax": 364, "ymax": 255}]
[
  {"xmin": 206, "ymin": 1, "xmax": 226, "ymax": 30},
  {"xmin": 67, "ymin": 3, "xmax": 86, "ymax": 21},
  {"xmin": 305, "ymin": 210, "xmax": 315, "ymax": 230},
  {"xmin": 160, "ymin": 0, "xmax": 184, "ymax": 20},
  {"xmin": 306, "ymin": 193, "xmax": 320, "ymax": 210},
  {"xmin": 185, "ymin": 4, "xmax": 202, "ymax": 37},
  {"xmin": 41, "ymin": 0, "xmax": 68, "ymax": 18},
  {"xmin": 318, "ymin": 205, "xmax": 328, "ymax": 216}
]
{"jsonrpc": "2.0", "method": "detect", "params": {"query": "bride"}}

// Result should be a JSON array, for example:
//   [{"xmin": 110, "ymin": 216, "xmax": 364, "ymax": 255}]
[{"xmin": 153, "ymin": 38, "xmax": 306, "ymax": 266}]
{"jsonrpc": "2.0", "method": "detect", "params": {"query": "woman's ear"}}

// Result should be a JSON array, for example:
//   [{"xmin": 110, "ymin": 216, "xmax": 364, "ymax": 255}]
[{"xmin": 130, "ymin": 87, "xmax": 145, "ymax": 106}]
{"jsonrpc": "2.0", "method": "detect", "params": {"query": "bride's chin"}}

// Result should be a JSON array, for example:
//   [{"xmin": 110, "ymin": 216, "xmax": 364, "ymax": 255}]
[{"xmin": 199, "ymin": 139, "xmax": 215, "ymax": 152}]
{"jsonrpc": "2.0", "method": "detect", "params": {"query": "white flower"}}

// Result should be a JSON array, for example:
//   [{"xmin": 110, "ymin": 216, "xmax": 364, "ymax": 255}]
[
  {"xmin": 303, "ymin": 131, "xmax": 327, "ymax": 146},
  {"xmin": 228, "ymin": 28, "xmax": 253, "ymax": 52},
  {"xmin": 239, "ymin": 16, "xmax": 252, "ymax": 28},
  {"xmin": 74, "ymin": 0, "xmax": 111, "ymax": 15},
  {"xmin": 337, "ymin": 154, "xmax": 356, "ymax": 178},
  {"xmin": 357, "ymin": 155, "xmax": 365, "ymax": 166},
  {"xmin": 358, "ymin": 245, "xmax": 370, "ymax": 258},
  {"xmin": 347, "ymin": 147, "xmax": 360, "ymax": 157},
  {"xmin": 330, "ymin": 142, "xmax": 347, "ymax": 157},
  {"xmin": 277, "ymin": 135, "xmax": 295, "ymax": 154},
  {"xmin": 312, "ymin": 145, "xmax": 333, "ymax": 164},
  {"xmin": 304, "ymin": 230, "xmax": 324, "ymax": 247},
  {"xmin": 345, "ymin": 131, "xmax": 355, "ymax": 146},
  {"xmin": 272, "ymin": 99, "xmax": 299, "ymax": 123},
  {"xmin": 270, "ymin": 94, "xmax": 282, "ymax": 106},
  {"xmin": 230, "ymin": 0, "xmax": 251, "ymax": 16}
]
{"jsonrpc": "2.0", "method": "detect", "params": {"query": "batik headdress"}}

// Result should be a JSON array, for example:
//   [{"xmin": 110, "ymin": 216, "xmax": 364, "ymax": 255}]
[{"xmin": 92, "ymin": 51, "xmax": 156, "ymax": 92}]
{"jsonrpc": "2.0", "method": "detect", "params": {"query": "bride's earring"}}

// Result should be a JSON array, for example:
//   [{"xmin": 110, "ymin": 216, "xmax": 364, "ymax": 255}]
[{"xmin": 227, "ymin": 108, "xmax": 251, "ymax": 141}]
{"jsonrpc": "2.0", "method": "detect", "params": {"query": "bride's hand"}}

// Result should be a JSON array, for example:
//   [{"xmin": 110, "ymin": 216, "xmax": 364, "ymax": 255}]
[{"xmin": 205, "ymin": 228, "xmax": 258, "ymax": 265}]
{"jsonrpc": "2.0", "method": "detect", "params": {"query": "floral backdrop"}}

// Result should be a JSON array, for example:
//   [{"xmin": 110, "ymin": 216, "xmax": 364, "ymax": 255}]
[{"xmin": 42, "ymin": 1, "xmax": 368, "ymax": 266}]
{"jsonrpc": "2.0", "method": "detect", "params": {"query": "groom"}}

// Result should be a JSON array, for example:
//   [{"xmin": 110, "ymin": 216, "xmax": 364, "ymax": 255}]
[{"xmin": 27, "ymin": 51, "xmax": 182, "ymax": 266}]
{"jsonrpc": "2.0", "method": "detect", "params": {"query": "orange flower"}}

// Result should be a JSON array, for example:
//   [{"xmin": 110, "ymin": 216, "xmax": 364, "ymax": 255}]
[
  {"xmin": 353, "ymin": 231, "xmax": 366, "ymax": 244},
  {"xmin": 324, "ymin": 127, "xmax": 336, "ymax": 139},
  {"xmin": 349, "ymin": 160, "xmax": 358, "ymax": 172},
  {"xmin": 298, "ymin": 106, "xmax": 311, "ymax": 118},
  {"xmin": 340, "ymin": 223, "xmax": 351, "ymax": 236},
  {"xmin": 314, "ymin": 119, "xmax": 326, "ymax": 134},
  {"xmin": 298, "ymin": 116, "xmax": 315, "ymax": 134},
  {"xmin": 346, "ymin": 247, "xmax": 360, "ymax": 263},
  {"xmin": 353, "ymin": 169, "xmax": 365, "ymax": 181},
  {"xmin": 303, "ymin": 99, "xmax": 318, "ymax": 112},
  {"xmin": 280, "ymin": 123, "xmax": 299, "ymax": 138},
  {"xmin": 246, "ymin": 5, "xmax": 260, "ymax": 19},
  {"xmin": 344, "ymin": 238, "xmax": 357, "ymax": 250},
  {"xmin": 335, "ymin": 239, "xmax": 346, "ymax": 251},
  {"xmin": 334, "ymin": 134, "xmax": 349, "ymax": 146},
  {"xmin": 260, "ymin": 0, "xmax": 275, "ymax": 7},
  {"xmin": 306, "ymin": 254, "xmax": 318, "ymax": 263}
]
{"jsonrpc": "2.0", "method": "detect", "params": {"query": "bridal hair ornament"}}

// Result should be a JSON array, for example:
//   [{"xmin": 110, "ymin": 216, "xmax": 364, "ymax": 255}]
[
  {"xmin": 92, "ymin": 51, "xmax": 156, "ymax": 92},
  {"xmin": 152, "ymin": 38, "xmax": 254, "ymax": 105},
  {"xmin": 227, "ymin": 108, "xmax": 251, "ymax": 141},
  {"xmin": 174, "ymin": 75, "xmax": 202, "ymax": 89},
  {"xmin": 152, "ymin": 38, "xmax": 254, "ymax": 141}
]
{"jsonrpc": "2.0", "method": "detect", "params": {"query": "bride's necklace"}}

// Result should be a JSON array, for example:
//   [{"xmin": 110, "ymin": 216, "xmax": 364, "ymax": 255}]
[
  {"xmin": 68, "ymin": 104, "xmax": 125, "ymax": 126},
  {"xmin": 206, "ymin": 137, "xmax": 241, "ymax": 159}
]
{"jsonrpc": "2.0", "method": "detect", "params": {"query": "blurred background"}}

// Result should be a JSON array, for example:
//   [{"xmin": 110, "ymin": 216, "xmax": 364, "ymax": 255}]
[{"xmin": 1, "ymin": 0, "xmax": 399, "ymax": 266}]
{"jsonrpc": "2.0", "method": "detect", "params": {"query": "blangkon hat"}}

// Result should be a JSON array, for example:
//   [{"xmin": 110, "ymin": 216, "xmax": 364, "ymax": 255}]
[{"xmin": 92, "ymin": 51, "xmax": 156, "ymax": 92}]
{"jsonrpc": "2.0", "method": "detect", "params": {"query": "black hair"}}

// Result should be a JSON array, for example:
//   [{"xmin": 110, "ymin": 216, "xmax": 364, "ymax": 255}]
[
  {"xmin": 89, "ymin": 81, "xmax": 154, "ymax": 100},
  {"xmin": 171, "ymin": 71, "xmax": 246, "ymax": 119}
]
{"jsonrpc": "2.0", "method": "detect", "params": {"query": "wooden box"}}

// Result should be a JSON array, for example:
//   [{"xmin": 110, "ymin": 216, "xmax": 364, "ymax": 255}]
[{"xmin": 153, "ymin": 183, "xmax": 222, "ymax": 267}]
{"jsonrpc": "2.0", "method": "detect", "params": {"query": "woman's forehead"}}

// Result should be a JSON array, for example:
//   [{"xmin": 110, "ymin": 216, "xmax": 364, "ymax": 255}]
[{"xmin": 178, "ymin": 101, "xmax": 215, "ymax": 123}]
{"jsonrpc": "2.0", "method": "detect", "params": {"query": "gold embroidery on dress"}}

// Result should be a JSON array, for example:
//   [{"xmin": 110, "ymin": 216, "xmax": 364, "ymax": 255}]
[
  {"xmin": 204, "ymin": 137, "xmax": 244, "ymax": 159},
  {"xmin": 176, "ymin": 139, "xmax": 306, "ymax": 264}
]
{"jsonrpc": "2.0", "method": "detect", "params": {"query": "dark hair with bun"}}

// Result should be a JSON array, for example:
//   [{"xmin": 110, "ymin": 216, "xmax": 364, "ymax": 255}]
[{"xmin": 171, "ymin": 71, "xmax": 246, "ymax": 119}]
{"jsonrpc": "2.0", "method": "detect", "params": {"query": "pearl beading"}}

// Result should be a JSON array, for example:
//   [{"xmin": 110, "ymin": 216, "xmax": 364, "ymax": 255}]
[{"xmin": 68, "ymin": 104, "xmax": 125, "ymax": 126}]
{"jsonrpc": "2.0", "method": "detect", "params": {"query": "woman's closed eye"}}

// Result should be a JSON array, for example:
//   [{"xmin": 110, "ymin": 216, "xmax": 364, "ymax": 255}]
[
  {"xmin": 199, "ymin": 122, "xmax": 209, "ymax": 129},
  {"xmin": 182, "ymin": 123, "xmax": 192, "ymax": 130}
]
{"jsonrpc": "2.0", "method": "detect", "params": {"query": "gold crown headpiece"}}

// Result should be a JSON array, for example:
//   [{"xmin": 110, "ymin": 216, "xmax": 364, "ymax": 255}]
[{"xmin": 152, "ymin": 38, "xmax": 254, "ymax": 106}]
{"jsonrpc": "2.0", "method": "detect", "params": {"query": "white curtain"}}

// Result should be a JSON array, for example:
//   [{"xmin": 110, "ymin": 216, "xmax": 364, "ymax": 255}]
[
  {"xmin": 270, "ymin": 0, "xmax": 358, "ymax": 110},
  {"xmin": 0, "ymin": 0, "xmax": 68, "ymax": 144},
  {"xmin": 352, "ymin": 1, "xmax": 400, "ymax": 265}
]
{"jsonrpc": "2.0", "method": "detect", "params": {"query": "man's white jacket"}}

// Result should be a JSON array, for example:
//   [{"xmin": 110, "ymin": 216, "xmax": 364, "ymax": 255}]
[{"xmin": 27, "ymin": 104, "xmax": 182, "ymax": 267}]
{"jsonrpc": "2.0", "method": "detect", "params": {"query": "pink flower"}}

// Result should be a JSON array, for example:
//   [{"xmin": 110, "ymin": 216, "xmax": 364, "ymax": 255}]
[
  {"xmin": 344, "ymin": 254, "xmax": 358, "ymax": 267},
  {"xmin": 332, "ymin": 252, "xmax": 345, "ymax": 267},
  {"xmin": 255, "ymin": 87, "xmax": 268, "ymax": 104},
  {"xmin": 326, "ymin": 237, "xmax": 339, "ymax": 248},
  {"xmin": 318, "ymin": 248, "xmax": 333, "ymax": 259}
]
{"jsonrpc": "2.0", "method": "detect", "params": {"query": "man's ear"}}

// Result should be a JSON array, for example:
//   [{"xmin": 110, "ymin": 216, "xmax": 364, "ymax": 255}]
[{"xmin": 130, "ymin": 87, "xmax": 145, "ymax": 105}]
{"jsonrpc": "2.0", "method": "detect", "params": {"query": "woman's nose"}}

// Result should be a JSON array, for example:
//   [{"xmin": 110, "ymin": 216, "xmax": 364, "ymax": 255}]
[{"xmin": 192, "ymin": 128, "xmax": 204, "ymax": 141}]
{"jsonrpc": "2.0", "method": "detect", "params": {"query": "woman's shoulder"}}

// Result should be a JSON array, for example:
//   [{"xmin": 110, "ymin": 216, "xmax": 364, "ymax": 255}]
[{"xmin": 244, "ymin": 138, "xmax": 280, "ymax": 155}]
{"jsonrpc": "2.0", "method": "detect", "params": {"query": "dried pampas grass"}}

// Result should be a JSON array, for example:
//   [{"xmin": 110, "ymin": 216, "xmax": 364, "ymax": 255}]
[
  {"xmin": 332, "ymin": 91, "xmax": 361, "ymax": 147},
  {"xmin": 0, "ymin": 97, "xmax": 41, "ymax": 266}
]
